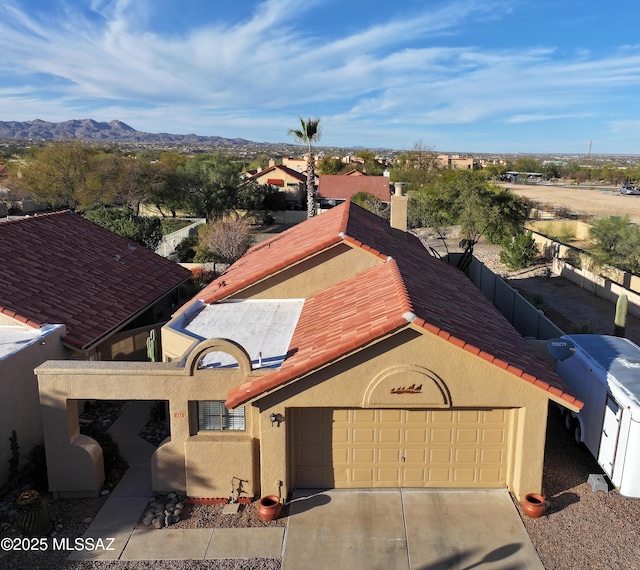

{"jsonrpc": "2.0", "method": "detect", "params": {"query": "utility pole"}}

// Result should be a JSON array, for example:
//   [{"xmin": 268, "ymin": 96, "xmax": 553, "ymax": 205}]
[{"xmin": 587, "ymin": 140, "xmax": 592, "ymax": 166}]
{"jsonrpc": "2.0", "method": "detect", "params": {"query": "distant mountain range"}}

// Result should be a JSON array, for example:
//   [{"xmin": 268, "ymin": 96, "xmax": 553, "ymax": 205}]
[{"xmin": 0, "ymin": 119, "xmax": 256, "ymax": 145}]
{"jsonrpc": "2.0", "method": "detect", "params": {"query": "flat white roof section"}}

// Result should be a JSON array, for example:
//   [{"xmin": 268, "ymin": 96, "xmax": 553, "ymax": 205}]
[
  {"xmin": 0, "ymin": 324, "xmax": 63, "ymax": 360},
  {"xmin": 182, "ymin": 299, "xmax": 305, "ymax": 369}
]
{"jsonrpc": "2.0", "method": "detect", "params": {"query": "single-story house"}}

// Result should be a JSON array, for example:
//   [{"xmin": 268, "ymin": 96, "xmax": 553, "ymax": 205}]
[
  {"xmin": 36, "ymin": 195, "xmax": 581, "ymax": 500},
  {"xmin": 1, "ymin": 211, "xmax": 191, "ymax": 486}
]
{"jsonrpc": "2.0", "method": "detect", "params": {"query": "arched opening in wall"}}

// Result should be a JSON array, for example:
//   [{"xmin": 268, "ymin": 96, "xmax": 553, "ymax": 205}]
[
  {"xmin": 196, "ymin": 350, "xmax": 240, "ymax": 369},
  {"xmin": 78, "ymin": 399, "xmax": 169, "ymax": 491}
]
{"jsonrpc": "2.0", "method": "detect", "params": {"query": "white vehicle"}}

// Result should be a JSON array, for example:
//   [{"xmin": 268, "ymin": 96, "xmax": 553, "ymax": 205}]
[
  {"xmin": 619, "ymin": 185, "xmax": 640, "ymax": 195},
  {"xmin": 556, "ymin": 334, "xmax": 640, "ymax": 497}
]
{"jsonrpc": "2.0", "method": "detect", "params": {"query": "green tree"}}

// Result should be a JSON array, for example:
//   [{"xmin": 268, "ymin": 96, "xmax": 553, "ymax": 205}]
[
  {"xmin": 288, "ymin": 117, "xmax": 322, "ymax": 219},
  {"xmin": 84, "ymin": 207, "xmax": 163, "ymax": 250},
  {"xmin": 391, "ymin": 140, "xmax": 440, "ymax": 191},
  {"xmin": 350, "ymin": 191, "xmax": 388, "ymax": 218},
  {"xmin": 145, "ymin": 152, "xmax": 190, "ymax": 217},
  {"xmin": 85, "ymin": 154, "xmax": 167, "ymax": 214},
  {"xmin": 178, "ymin": 154, "xmax": 241, "ymax": 221},
  {"xmin": 500, "ymin": 231, "xmax": 539, "ymax": 270},
  {"xmin": 317, "ymin": 156, "xmax": 346, "ymax": 175},
  {"xmin": 510, "ymin": 157, "xmax": 541, "ymax": 174},
  {"xmin": 589, "ymin": 215, "xmax": 640, "ymax": 273},
  {"xmin": 16, "ymin": 141, "xmax": 96, "ymax": 209},
  {"xmin": 236, "ymin": 180, "xmax": 286, "ymax": 222},
  {"xmin": 356, "ymin": 151, "xmax": 385, "ymax": 176},
  {"xmin": 409, "ymin": 170, "xmax": 528, "ymax": 270}
]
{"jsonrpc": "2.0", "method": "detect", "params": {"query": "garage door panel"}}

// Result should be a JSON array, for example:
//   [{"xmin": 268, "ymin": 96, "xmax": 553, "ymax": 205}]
[
  {"xmin": 453, "ymin": 468, "xmax": 477, "ymax": 483},
  {"xmin": 404, "ymin": 448, "xmax": 426, "ymax": 463},
  {"xmin": 379, "ymin": 468, "xmax": 401, "ymax": 483},
  {"xmin": 405, "ymin": 428, "xmax": 428, "ymax": 443},
  {"xmin": 406, "ymin": 410, "xmax": 428, "ymax": 423},
  {"xmin": 482, "ymin": 429, "xmax": 506, "ymax": 444},
  {"xmin": 352, "ymin": 428, "xmax": 376, "ymax": 443},
  {"xmin": 353, "ymin": 448, "xmax": 375, "ymax": 463},
  {"xmin": 379, "ymin": 428, "xmax": 402, "ymax": 443},
  {"xmin": 457, "ymin": 410, "xmax": 481, "ymax": 423},
  {"xmin": 429, "ymin": 449, "xmax": 451, "ymax": 463},
  {"xmin": 479, "ymin": 468, "xmax": 503, "ymax": 482},
  {"xmin": 481, "ymin": 449, "xmax": 504, "ymax": 463},
  {"xmin": 456, "ymin": 429, "xmax": 479, "ymax": 443},
  {"xmin": 455, "ymin": 448, "xmax": 477, "ymax": 463},
  {"xmin": 427, "ymin": 468, "xmax": 451, "ymax": 482},
  {"xmin": 379, "ymin": 448, "xmax": 401, "ymax": 462},
  {"xmin": 293, "ymin": 408, "xmax": 510, "ymax": 489},
  {"xmin": 431, "ymin": 429, "xmax": 454, "ymax": 443}
]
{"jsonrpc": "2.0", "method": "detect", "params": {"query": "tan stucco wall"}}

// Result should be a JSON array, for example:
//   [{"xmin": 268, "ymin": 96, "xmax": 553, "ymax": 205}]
[
  {"xmin": 527, "ymin": 220, "xmax": 592, "ymax": 241},
  {"xmin": 36, "ymin": 340, "xmax": 265, "ymax": 498},
  {"xmin": 0, "ymin": 325, "xmax": 67, "ymax": 487},
  {"xmin": 231, "ymin": 243, "xmax": 381, "ymax": 300},
  {"xmin": 255, "ymin": 328, "xmax": 550, "ymax": 501},
  {"xmin": 38, "ymin": 329, "xmax": 553, "ymax": 502}
]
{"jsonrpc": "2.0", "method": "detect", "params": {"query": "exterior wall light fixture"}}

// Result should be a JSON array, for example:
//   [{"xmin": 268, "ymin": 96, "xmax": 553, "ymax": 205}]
[{"xmin": 269, "ymin": 412, "xmax": 284, "ymax": 427}]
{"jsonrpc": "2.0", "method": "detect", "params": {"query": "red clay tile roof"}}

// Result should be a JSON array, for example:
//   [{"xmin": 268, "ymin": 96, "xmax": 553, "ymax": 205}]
[
  {"xmin": 0, "ymin": 211, "xmax": 191, "ymax": 350},
  {"xmin": 226, "ymin": 260, "xmax": 414, "ymax": 408},
  {"xmin": 318, "ymin": 175, "xmax": 391, "ymax": 202},
  {"xmin": 190, "ymin": 201, "xmax": 579, "ymax": 409},
  {"xmin": 193, "ymin": 204, "xmax": 351, "ymax": 304}
]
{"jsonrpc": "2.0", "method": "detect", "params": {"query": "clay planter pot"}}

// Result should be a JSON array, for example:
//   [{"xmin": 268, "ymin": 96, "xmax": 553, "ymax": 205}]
[
  {"xmin": 257, "ymin": 495, "xmax": 283, "ymax": 521},
  {"xmin": 522, "ymin": 493, "xmax": 548, "ymax": 518}
]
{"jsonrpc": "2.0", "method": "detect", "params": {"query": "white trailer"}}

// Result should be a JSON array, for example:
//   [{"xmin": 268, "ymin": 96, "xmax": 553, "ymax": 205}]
[{"xmin": 556, "ymin": 334, "xmax": 640, "ymax": 498}]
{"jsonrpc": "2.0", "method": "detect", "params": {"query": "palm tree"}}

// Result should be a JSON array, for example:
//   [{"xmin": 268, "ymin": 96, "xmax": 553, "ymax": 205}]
[{"xmin": 288, "ymin": 117, "xmax": 321, "ymax": 218}]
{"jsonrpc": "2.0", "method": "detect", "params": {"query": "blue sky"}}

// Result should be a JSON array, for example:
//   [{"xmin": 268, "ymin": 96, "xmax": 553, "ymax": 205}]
[{"xmin": 2, "ymin": 0, "xmax": 640, "ymax": 154}]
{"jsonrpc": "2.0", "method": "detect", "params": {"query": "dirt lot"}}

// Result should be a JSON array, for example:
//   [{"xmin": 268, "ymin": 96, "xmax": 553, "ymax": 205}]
[{"xmin": 503, "ymin": 183, "xmax": 640, "ymax": 223}]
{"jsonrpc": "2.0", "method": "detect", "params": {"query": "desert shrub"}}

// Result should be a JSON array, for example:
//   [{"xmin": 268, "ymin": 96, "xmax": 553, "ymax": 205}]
[{"xmin": 500, "ymin": 231, "xmax": 539, "ymax": 270}]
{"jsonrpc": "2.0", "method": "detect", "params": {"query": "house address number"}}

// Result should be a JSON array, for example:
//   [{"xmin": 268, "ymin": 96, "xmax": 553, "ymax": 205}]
[{"xmin": 173, "ymin": 412, "xmax": 185, "ymax": 418}]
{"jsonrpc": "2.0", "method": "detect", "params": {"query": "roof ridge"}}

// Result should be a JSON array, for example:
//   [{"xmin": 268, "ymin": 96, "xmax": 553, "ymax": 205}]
[{"xmin": 1, "ymin": 210, "xmax": 71, "ymax": 226}]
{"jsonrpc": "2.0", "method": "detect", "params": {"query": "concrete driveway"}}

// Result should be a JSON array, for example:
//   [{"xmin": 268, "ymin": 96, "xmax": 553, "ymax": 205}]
[{"xmin": 282, "ymin": 489, "xmax": 544, "ymax": 570}]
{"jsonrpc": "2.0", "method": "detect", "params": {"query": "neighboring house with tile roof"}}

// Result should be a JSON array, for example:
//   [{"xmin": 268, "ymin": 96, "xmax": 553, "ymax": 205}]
[
  {"xmin": 243, "ymin": 165, "xmax": 307, "ymax": 209},
  {"xmin": 317, "ymin": 174, "xmax": 391, "ymax": 210},
  {"xmin": 37, "ymin": 199, "xmax": 581, "ymax": 501},
  {"xmin": 0, "ymin": 211, "xmax": 191, "ymax": 487}
]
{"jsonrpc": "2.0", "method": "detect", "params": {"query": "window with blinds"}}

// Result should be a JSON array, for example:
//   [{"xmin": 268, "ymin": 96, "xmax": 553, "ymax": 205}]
[{"xmin": 198, "ymin": 401, "xmax": 245, "ymax": 431}]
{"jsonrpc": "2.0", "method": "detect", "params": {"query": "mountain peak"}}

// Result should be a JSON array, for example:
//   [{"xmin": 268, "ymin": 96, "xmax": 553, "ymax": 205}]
[{"xmin": 0, "ymin": 119, "xmax": 256, "ymax": 146}]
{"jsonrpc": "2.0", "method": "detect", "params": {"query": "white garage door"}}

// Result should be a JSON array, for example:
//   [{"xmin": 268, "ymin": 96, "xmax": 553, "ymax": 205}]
[{"xmin": 292, "ymin": 408, "xmax": 511, "ymax": 488}]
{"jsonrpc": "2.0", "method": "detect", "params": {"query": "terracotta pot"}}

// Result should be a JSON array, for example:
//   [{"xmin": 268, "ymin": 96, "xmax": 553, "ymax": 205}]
[
  {"xmin": 522, "ymin": 493, "xmax": 548, "ymax": 518},
  {"xmin": 257, "ymin": 495, "xmax": 283, "ymax": 521}
]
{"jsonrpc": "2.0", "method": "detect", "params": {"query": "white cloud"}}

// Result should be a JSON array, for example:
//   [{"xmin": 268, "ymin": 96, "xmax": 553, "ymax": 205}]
[{"xmin": 1, "ymin": 0, "xmax": 640, "ymax": 151}]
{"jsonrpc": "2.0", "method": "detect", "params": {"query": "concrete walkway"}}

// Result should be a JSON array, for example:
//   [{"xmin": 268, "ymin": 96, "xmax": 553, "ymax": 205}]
[
  {"xmin": 68, "ymin": 401, "xmax": 285, "ymax": 562},
  {"xmin": 68, "ymin": 402, "xmax": 542, "ymax": 567}
]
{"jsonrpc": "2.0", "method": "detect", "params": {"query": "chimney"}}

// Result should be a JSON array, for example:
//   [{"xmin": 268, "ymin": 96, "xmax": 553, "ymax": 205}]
[{"xmin": 390, "ymin": 182, "xmax": 408, "ymax": 235}]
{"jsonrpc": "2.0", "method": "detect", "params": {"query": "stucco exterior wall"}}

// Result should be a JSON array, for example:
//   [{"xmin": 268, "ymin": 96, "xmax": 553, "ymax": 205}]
[
  {"xmin": 36, "ymin": 341, "xmax": 265, "ymax": 498},
  {"xmin": 231, "ymin": 244, "xmax": 381, "ymax": 300},
  {"xmin": 0, "ymin": 325, "xmax": 67, "ymax": 487},
  {"xmin": 37, "ymin": 329, "xmax": 552, "ymax": 502},
  {"xmin": 255, "ymin": 329, "xmax": 549, "ymax": 501}
]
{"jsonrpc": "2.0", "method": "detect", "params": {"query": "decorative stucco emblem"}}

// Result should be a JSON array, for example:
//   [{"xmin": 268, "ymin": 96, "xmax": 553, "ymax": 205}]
[{"xmin": 390, "ymin": 384, "xmax": 423, "ymax": 394}]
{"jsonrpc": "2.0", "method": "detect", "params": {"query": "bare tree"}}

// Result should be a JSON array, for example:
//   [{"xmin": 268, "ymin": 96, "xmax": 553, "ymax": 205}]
[{"xmin": 200, "ymin": 217, "xmax": 254, "ymax": 265}]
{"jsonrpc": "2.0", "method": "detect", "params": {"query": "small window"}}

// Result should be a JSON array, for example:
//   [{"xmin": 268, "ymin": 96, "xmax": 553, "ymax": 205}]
[{"xmin": 198, "ymin": 401, "xmax": 245, "ymax": 431}]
